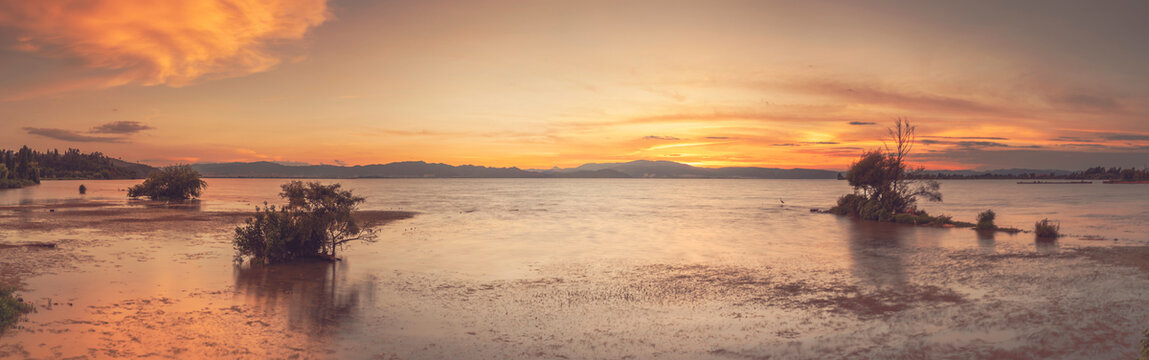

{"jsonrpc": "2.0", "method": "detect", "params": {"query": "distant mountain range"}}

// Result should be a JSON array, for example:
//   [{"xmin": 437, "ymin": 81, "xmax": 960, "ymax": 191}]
[
  {"xmin": 189, "ymin": 160, "xmax": 841, "ymax": 179},
  {"xmin": 179, "ymin": 159, "xmax": 1139, "ymax": 180},
  {"xmin": 539, "ymin": 160, "xmax": 841, "ymax": 179}
]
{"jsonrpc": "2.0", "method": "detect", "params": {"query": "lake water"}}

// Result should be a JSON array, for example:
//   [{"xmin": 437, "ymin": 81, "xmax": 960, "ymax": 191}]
[{"xmin": 2, "ymin": 179, "xmax": 1148, "ymax": 358}]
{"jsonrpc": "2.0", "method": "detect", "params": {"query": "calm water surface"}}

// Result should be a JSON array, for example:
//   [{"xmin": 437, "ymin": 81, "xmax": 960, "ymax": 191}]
[{"xmin": 2, "ymin": 179, "xmax": 1148, "ymax": 358}]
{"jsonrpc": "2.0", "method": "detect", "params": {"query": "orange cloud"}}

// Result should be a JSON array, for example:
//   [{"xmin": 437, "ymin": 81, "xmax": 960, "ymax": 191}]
[{"xmin": 0, "ymin": 0, "xmax": 329, "ymax": 89}]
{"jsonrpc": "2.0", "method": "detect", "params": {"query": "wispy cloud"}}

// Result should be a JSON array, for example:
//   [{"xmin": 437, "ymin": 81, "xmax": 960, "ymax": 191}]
[
  {"xmin": 918, "ymin": 149, "xmax": 1149, "ymax": 170},
  {"xmin": 0, "ymin": 0, "xmax": 330, "ymax": 96},
  {"xmin": 848, "ymin": 121, "xmax": 877, "ymax": 126},
  {"xmin": 1045, "ymin": 92, "xmax": 1123, "ymax": 113},
  {"xmin": 1051, "ymin": 136, "xmax": 1097, "ymax": 142},
  {"xmin": 1101, "ymin": 133, "xmax": 1149, "ymax": 141},
  {"xmin": 24, "ymin": 128, "xmax": 125, "ymax": 143},
  {"xmin": 90, "ymin": 121, "xmax": 153, "ymax": 134},
  {"xmin": 792, "ymin": 80, "xmax": 1010, "ymax": 116},
  {"xmin": 23, "ymin": 120, "xmax": 153, "ymax": 142},
  {"xmin": 644, "ymin": 142, "xmax": 730, "ymax": 151},
  {"xmin": 643, "ymin": 135, "xmax": 680, "ymax": 141},
  {"xmin": 920, "ymin": 139, "xmax": 1011, "ymax": 149},
  {"xmin": 920, "ymin": 135, "xmax": 1010, "ymax": 141}
]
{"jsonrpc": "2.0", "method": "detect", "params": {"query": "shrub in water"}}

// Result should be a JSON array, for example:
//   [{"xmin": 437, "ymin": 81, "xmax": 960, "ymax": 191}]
[
  {"xmin": 234, "ymin": 181, "xmax": 377, "ymax": 264},
  {"xmin": 829, "ymin": 120, "xmax": 944, "ymax": 223},
  {"xmin": 1034, "ymin": 218, "xmax": 1060, "ymax": 238},
  {"xmin": 127, "ymin": 165, "xmax": 207, "ymax": 201},
  {"xmin": 859, "ymin": 199, "xmax": 890, "ymax": 221},
  {"xmin": 829, "ymin": 194, "xmax": 866, "ymax": 216},
  {"xmin": 928, "ymin": 214, "xmax": 953, "ymax": 226},
  {"xmin": 0, "ymin": 286, "xmax": 32, "ymax": 330},
  {"xmin": 975, "ymin": 209, "xmax": 996, "ymax": 230},
  {"xmin": 893, "ymin": 213, "xmax": 920, "ymax": 224},
  {"xmin": 78, "ymin": 184, "xmax": 87, "ymax": 195}
]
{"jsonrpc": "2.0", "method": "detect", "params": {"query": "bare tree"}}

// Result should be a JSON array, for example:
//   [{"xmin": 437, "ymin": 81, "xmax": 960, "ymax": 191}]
[
  {"xmin": 882, "ymin": 118, "xmax": 941, "ymax": 212},
  {"xmin": 840, "ymin": 118, "xmax": 941, "ymax": 216}
]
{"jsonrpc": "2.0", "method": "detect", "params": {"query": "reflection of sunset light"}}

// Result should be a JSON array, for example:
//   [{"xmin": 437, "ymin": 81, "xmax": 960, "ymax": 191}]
[{"xmin": 645, "ymin": 142, "xmax": 732, "ymax": 151}]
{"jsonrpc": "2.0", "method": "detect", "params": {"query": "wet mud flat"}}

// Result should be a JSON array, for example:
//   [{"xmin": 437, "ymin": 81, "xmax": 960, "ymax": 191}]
[
  {"xmin": 0, "ymin": 201, "xmax": 413, "ymax": 358},
  {"xmin": 2, "ymin": 201, "xmax": 1149, "ymax": 359},
  {"xmin": 365, "ymin": 247, "xmax": 1149, "ymax": 359}
]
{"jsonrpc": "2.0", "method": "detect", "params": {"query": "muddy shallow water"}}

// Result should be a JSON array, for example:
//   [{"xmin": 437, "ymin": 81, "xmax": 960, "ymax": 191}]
[{"xmin": 2, "ymin": 179, "xmax": 1149, "ymax": 359}]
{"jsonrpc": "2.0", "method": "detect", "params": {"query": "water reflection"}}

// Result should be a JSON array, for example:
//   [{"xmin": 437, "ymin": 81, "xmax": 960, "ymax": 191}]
[
  {"xmin": 1034, "ymin": 238, "xmax": 1059, "ymax": 253},
  {"xmin": 975, "ymin": 230, "xmax": 996, "ymax": 250},
  {"xmin": 233, "ymin": 260, "xmax": 371, "ymax": 337},
  {"xmin": 842, "ymin": 218, "xmax": 908, "ymax": 287},
  {"xmin": 130, "ymin": 199, "xmax": 203, "ymax": 211}
]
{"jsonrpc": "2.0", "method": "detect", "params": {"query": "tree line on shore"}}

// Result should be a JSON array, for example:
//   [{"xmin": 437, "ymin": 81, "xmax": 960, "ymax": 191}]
[
  {"xmin": 0, "ymin": 146, "xmax": 154, "ymax": 188},
  {"xmin": 910, "ymin": 166, "xmax": 1149, "ymax": 180},
  {"xmin": 0, "ymin": 146, "xmax": 40, "ymax": 189}
]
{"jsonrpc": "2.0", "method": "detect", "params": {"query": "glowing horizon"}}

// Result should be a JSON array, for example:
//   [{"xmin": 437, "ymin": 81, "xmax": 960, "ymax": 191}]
[{"xmin": 2, "ymin": 0, "xmax": 1148, "ymax": 171}]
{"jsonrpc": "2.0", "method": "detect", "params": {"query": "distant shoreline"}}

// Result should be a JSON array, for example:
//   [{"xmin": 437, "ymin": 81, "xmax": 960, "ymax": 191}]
[{"xmin": 23, "ymin": 177, "xmax": 1144, "ymax": 181}]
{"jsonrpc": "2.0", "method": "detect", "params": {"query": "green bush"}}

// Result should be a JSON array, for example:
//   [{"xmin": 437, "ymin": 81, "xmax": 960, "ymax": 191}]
[
  {"xmin": 234, "ymin": 204, "xmax": 312, "ymax": 264},
  {"xmin": 1034, "ymin": 218, "xmax": 1060, "ymax": 238},
  {"xmin": 830, "ymin": 182, "xmax": 957, "ymax": 227},
  {"xmin": 859, "ymin": 199, "xmax": 892, "ymax": 221},
  {"xmin": 975, "ymin": 210, "xmax": 996, "ymax": 230},
  {"xmin": 893, "ymin": 213, "xmax": 920, "ymax": 224},
  {"xmin": 928, "ymin": 214, "xmax": 952, "ymax": 226},
  {"xmin": 127, "ymin": 165, "xmax": 207, "ymax": 201},
  {"xmin": 0, "ymin": 286, "xmax": 32, "ymax": 330},
  {"xmin": 234, "ymin": 181, "xmax": 377, "ymax": 264},
  {"xmin": 829, "ymin": 194, "xmax": 866, "ymax": 216}
]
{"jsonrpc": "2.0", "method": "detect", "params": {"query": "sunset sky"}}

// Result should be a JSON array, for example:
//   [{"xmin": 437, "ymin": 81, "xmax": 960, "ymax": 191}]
[{"xmin": 1, "ymin": 0, "xmax": 1147, "ymax": 170}]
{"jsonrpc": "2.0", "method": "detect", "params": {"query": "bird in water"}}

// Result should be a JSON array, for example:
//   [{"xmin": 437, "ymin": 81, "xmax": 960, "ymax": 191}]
[{"xmin": 779, "ymin": 198, "xmax": 785, "ymax": 207}]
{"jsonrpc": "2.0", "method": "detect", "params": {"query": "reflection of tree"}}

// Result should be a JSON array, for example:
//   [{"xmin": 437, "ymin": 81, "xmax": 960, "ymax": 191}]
[
  {"xmin": 1034, "ymin": 238, "xmax": 1059, "ymax": 254},
  {"xmin": 233, "ymin": 260, "xmax": 369, "ymax": 337},
  {"xmin": 842, "ymin": 218, "xmax": 908, "ymax": 287},
  {"xmin": 976, "ymin": 230, "xmax": 996, "ymax": 250},
  {"xmin": 132, "ymin": 199, "xmax": 203, "ymax": 211}
]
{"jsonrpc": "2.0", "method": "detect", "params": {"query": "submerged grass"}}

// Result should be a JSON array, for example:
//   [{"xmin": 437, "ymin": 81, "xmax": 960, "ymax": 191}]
[
  {"xmin": 889, "ymin": 212, "xmax": 972, "ymax": 227},
  {"xmin": 0, "ymin": 286, "xmax": 32, "ymax": 330},
  {"xmin": 1035, "ymin": 219, "xmax": 1060, "ymax": 239}
]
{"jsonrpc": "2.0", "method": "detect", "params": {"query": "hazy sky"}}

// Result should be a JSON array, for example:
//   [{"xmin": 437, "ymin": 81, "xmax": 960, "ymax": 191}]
[{"xmin": 1, "ymin": 0, "xmax": 1147, "ymax": 170}]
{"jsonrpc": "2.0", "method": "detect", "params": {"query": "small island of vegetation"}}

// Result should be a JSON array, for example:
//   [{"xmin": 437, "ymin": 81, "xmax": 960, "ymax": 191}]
[
  {"xmin": 829, "ymin": 119, "xmax": 952, "ymax": 224},
  {"xmin": 0, "ymin": 286, "xmax": 32, "ymax": 332},
  {"xmin": 1035, "ymin": 219, "xmax": 1060, "ymax": 239},
  {"xmin": 826, "ymin": 120, "xmax": 1053, "ymax": 236},
  {"xmin": 234, "ymin": 181, "xmax": 377, "ymax": 264},
  {"xmin": 127, "ymin": 165, "xmax": 208, "ymax": 201}
]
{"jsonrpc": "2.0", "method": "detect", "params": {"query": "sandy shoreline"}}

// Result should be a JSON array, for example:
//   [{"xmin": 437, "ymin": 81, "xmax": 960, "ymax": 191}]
[
  {"xmin": 0, "ymin": 200, "xmax": 412, "ymax": 286},
  {"xmin": 0, "ymin": 200, "xmax": 416, "ymax": 358}
]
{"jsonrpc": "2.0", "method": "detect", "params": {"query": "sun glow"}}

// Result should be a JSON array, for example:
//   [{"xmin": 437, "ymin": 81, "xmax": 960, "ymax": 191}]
[{"xmin": 1, "ymin": 1, "xmax": 1147, "ymax": 171}]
